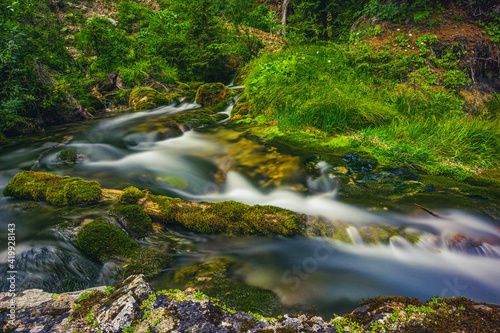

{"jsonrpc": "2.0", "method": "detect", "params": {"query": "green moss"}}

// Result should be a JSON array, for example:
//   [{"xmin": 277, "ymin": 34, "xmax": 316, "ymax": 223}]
[
  {"xmin": 123, "ymin": 248, "xmax": 172, "ymax": 278},
  {"xmin": 358, "ymin": 224, "xmax": 421, "ymax": 245},
  {"xmin": 214, "ymin": 113, "xmax": 229, "ymax": 122},
  {"xmin": 421, "ymin": 172, "xmax": 500, "ymax": 200},
  {"xmin": 174, "ymin": 258, "xmax": 280, "ymax": 316},
  {"xmin": 57, "ymin": 149, "xmax": 79, "ymax": 163},
  {"xmin": 150, "ymin": 196, "xmax": 306, "ymax": 236},
  {"xmin": 174, "ymin": 258, "xmax": 238, "ymax": 286},
  {"xmin": 195, "ymin": 83, "xmax": 229, "ymax": 106},
  {"xmin": 129, "ymin": 87, "xmax": 170, "ymax": 111},
  {"xmin": 2, "ymin": 171, "xmax": 102, "ymax": 206},
  {"xmin": 76, "ymin": 219, "xmax": 139, "ymax": 261},
  {"xmin": 158, "ymin": 176, "xmax": 189, "ymax": 189},
  {"xmin": 118, "ymin": 186, "xmax": 144, "ymax": 204},
  {"xmin": 64, "ymin": 178, "xmax": 102, "ymax": 205},
  {"xmin": 149, "ymin": 194, "xmax": 181, "ymax": 222},
  {"xmin": 113, "ymin": 204, "xmax": 152, "ymax": 238},
  {"xmin": 306, "ymin": 218, "xmax": 352, "ymax": 243}
]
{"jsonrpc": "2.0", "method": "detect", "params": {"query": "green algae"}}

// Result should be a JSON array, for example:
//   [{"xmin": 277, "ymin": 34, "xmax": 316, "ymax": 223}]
[
  {"xmin": 123, "ymin": 248, "xmax": 172, "ymax": 278},
  {"xmin": 2, "ymin": 171, "xmax": 102, "ymax": 206},
  {"xmin": 149, "ymin": 195, "xmax": 305, "ymax": 236},
  {"xmin": 174, "ymin": 258, "xmax": 280, "ymax": 316},
  {"xmin": 113, "ymin": 204, "xmax": 152, "ymax": 238},
  {"xmin": 118, "ymin": 186, "xmax": 144, "ymax": 204},
  {"xmin": 76, "ymin": 219, "xmax": 139, "ymax": 261}
]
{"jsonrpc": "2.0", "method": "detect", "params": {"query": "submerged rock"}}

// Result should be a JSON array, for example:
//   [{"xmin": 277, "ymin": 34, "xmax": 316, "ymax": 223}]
[{"xmin": 173, "ymin": 258, "xmax": 280, "ymax": 315}]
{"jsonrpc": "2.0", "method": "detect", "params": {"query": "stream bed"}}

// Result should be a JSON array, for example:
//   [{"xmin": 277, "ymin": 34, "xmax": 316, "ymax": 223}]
[{"xmin": 1, "ymin": 101, "xmax": 500, "ymax": 317}]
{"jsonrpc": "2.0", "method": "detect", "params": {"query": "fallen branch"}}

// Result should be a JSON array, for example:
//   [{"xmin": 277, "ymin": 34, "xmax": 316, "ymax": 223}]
[{"xmin": 415, "ymin": 203, "xmax": 441, "ymax": 218}]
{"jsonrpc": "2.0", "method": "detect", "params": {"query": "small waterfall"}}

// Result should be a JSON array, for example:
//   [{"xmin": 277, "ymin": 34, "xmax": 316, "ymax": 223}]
[{"xmin": 347, "ymin": 226, "xmax": 364, "ymax": 245}]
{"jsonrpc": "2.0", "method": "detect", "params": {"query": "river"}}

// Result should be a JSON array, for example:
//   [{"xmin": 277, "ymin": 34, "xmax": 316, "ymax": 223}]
[{"xmin": 1, "ymin": 98, "xmax": 499, "ymax": 317}]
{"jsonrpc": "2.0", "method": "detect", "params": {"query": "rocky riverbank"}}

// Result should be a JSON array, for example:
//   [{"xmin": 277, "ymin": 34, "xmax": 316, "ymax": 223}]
[{"xmin": 1, "ymin": 275, "xmax": 499, "ymax": 333}]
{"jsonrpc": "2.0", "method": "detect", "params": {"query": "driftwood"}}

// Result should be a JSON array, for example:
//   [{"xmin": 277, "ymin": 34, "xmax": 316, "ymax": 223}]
[{"xmin": 415, "ymin": 203, "xmax": 441, "ymax": 218}]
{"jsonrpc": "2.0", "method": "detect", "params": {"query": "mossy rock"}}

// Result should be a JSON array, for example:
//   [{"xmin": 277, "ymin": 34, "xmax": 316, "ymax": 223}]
[
  {"xmin": 174, "ymin": 257, "xmax": 238, "ymax": 287},
  {"xmin": 2, "ymin": 171, "xmax": 102, "ymax": 206},
  {"xmin": 76, "ymin": 219, "xmax": 139, "ymax": 261},
  {"xmin": 118, "ymin": 186, "xmax": 144, "ymax": 204},
  {"xmin": 113, "ymin": 204, "xmax": 152, "ymax": 238},
  {"xmin": 174, "ymin": 258, "xmax": 280, "ymax": 315},
  {"xmin": 306, "ymin": 217, "xmax": 352, "ymax": 243},
  {"xmin": 129, "ymin": 87, "xmax": 170, "ymax": 111},
  {"xmin": 195, "ymin": 83, "xmax": 229, "ymax": 106},
  {"xmin": 149, "ymin": 196, "xmax": 305, "ymax": 236},
  {"xmin": 123, "ymin": 248, "xmax": 172, "ymax": 278},
  {"xmin": 232, "ymin": 102, "xmax": 250, "ymax": 116},
  {"xmin": 56, "ymin": 149, "xmax": 79, "ymax": 163},
  {"xmin": 214, "ymin": 113, "xmax": 229, "ymax": 122},
  {"xmin": 358, "ymin": 224, "xmax": 421, "ymax": 245}
]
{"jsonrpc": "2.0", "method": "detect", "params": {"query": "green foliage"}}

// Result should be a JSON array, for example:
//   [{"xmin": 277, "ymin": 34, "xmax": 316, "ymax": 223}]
[
  {"xmin": 364, "ymin": 0, "xmax": 442, "ymax": 24},
  {"xmin": 76, "ymin": 219, "xmax": 139, "ymax": 261},
  {"xmin": 244, "ymin": 40, "xmax": 500, "ymax": 179},
  {"xmin": 77, "ymin": 16, "xmax": 128, "ymax": 74},
  {"xmin": 246, "ymin": 44, "xmax": 396, "ymax": 133},
  {"xmin": 287, "ymin": 0, "xmax": 369, "ymax": 42}
]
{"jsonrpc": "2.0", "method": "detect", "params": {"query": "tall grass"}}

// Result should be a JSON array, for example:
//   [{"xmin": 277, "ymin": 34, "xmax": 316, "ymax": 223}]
[
  {"xmin": 244, "ymin": 43, "xmax": 500, "ymax": 178},
  {"xmin": 246, "ymin": 44, "xmax": 396, "ymax": 132}
]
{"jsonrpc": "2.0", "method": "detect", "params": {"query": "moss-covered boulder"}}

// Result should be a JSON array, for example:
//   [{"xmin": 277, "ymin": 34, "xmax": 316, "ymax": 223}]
[
  {"xmin": 118, "ymin": 186, "xmax": 144, "ymax": 204},
  {"xmin": 129, "ymin": 87, "xmax": 170, "ymax": 111},
  {"xmin": 174, "ymin": 258, "xmax": 280, "ymax": 315},
  {"xmin": 2, "ymin": 171, "xmax": 102, "ymax": 205},
  {"xmin": 147, "ymin": 196, "xmax": 305, "ymax": 236},
  {"xmin": 195, "ymin": 83, "xmax": 230, "ymax": 106},
  {"xmin": 56, "ymin": 149, "xmax": 80, "ymax": 163},
  {"xmin": 76, "ymin": 219, "xmax": 139, "ymax": 261},
  {"xmin": 113, "ymin": 204, "xmax": 152, "ymax": 238}
]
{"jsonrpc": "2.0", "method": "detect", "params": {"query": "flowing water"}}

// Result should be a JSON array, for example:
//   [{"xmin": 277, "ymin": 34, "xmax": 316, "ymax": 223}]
[{"xmin": 1, "ymin": 100, "xmax": 500, "ymax": 317}]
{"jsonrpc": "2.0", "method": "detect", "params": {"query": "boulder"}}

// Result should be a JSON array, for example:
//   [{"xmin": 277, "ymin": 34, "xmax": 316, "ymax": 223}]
[{"xmin": 129, "ymin": 87, "xmax": 170, "ymax": 111}]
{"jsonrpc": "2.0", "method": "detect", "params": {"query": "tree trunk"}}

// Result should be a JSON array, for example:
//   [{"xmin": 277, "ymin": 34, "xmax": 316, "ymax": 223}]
[{"xmin": 281, "ymin": 0, "xmax": 291, "ymax": 27}]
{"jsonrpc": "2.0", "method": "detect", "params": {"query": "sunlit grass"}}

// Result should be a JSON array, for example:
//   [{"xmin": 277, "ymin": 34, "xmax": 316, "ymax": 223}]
[{"xmin": 244, "ymin": 43, "xmax": 500, "ymax": 178}]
